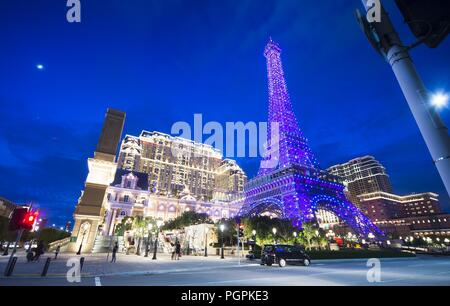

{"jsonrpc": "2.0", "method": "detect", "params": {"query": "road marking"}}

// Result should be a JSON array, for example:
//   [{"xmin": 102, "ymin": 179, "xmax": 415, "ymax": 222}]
[{"xmin": 95, "ymin": 277, "xmax": 102, "ymax": 286}]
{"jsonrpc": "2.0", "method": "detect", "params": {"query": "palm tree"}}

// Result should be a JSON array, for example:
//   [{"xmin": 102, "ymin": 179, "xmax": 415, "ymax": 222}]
[
  {"xmin": 133, "ymin": 217, "xmax": 147, "ymax": 255},
  {"xmin": 300, "ymin": 222, "xmax": 316, "ymax": 250}
]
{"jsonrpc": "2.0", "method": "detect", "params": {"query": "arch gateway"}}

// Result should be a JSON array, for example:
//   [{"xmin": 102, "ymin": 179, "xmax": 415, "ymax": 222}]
[{"xmin": 239, "ymin": 39, "xmax": 383, "ymax": 239}]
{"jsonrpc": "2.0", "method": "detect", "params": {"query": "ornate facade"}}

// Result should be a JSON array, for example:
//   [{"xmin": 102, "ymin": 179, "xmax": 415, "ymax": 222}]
[
  {"xmin": 102, "ymin": 169, "xmax": 244, "ymax": 236},
  {"xmin": 117, "ymin": 131, "xmax": 246, "ymax": 201}
]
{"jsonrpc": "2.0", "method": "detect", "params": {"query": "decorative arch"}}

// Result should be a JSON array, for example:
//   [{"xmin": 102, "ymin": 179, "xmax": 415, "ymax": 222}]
[
  {"xmin": 309, "ymin": 195, "xmax": 384, "ymax": 238},
  {"xmin": 239, "ymin": 197, "xmax": 285, "ymax": 218}
]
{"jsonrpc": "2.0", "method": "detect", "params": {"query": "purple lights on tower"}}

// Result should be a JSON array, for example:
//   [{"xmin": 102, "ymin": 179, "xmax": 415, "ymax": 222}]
[
  {"xmin": 258, "ymin": 38, "xmax": 319, "ymax": 175},
  {"xmin": 240, "ymin": 39, "xmax": 383, "ymax": 239}
]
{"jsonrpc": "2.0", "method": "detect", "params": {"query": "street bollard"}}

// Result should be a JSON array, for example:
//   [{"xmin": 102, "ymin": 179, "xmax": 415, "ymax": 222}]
[
  {"xmin": 41, "ymin": 257, "xmax": 51, "ymax": 277},
  {"xmin": 80, "ymin": 257, "xmax": 85, "ymax": 272},
  {"xmin": 5, "ymin": 256, "xmax": 18, "ymax": 277}
]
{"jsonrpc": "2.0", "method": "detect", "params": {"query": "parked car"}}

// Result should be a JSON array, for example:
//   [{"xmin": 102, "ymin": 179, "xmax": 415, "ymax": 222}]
[{"xmin": 261, "ymin": 244, "xmax": 311, "ymax": 267}]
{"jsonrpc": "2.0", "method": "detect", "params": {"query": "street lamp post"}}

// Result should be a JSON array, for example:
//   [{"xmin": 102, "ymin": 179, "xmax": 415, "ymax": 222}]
[
  {"xmin": 76, "ymin": 223, "xmax": 89, "ymax": 255},
  {"xmin": 204, "ymin": 227, "xmax": 209, "ymax": 257},
  {"xmin": 293, "ymin": 231, "xmax": 298, "ymax": 245},
  {"xmin": 145, "ymin": 223, "xmax": 153, "ymax": 257},
  {"xmin": 220, "ymin": 224, "xmax": 225, "ymax": 259},
  {"xmin": 152, "ymin": 220, "xmax": 164, "ymax": 260},
  {"xmin": 358, "ymin": 2, "xmax": 450, "ymax": 198},
  {"xmin": 251, "ymin": 229, "xmax": 257, "ymax": 252},
  {"xmin": 272, "ymin": 228, "xmax": 277, "ymax": 244}
]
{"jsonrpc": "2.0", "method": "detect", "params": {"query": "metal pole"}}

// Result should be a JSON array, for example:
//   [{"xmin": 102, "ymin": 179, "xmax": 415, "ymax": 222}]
[
  {"xmin": 237, "ymin": 226, "xmax": 240, "ymax": 265},
  {"xmin": 5, "ymin": 229, "xmax": 24, "ymax": 275},
  {"xmin": 145, "ymin": 231, "xmax": 150, "ymax": 257},
  {"xmin": 360, "ymin": 0, "xmax": 450, "ymax": 197},
  {"xmin": 204, "ymin": 232, "xmax": 208, "ymax": 257},
  {"xmin": 41, "ymin": 257, "xmax": 51, "ymax": 277},
  {"xmin": 221, "ymin": 232, "xmax": 224, "ymax": 259},
  {"xmin": 77, "ymin": 230, "xmax": 86, "ymax": 255},
  {"xmin": 152, "ymin": 231, "xmax": 158, "ymax": 260}
]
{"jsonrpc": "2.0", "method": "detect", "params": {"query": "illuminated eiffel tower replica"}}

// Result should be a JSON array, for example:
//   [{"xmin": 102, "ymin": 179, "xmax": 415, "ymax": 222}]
[{"xmin": 240, "ymin": 39, "xmax": 383, "ymax": 238}]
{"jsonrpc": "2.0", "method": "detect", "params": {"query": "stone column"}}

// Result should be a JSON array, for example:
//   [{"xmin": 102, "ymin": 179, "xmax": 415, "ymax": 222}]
[{"xmin": 108, "ymin": 209, "xmax": 118, "ymax": 236}]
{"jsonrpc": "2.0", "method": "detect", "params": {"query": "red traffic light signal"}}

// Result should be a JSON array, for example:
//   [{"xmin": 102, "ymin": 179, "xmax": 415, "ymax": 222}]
[
  {"xmin": 23, "ymin": 211, "xmax": 38, "ymax": 229},
  {"xmin": 9, "ymin": 208, "xmax": 38, "ymax": 231}
]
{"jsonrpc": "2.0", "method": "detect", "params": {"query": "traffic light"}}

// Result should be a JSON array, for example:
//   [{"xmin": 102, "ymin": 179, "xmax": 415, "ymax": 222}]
[
  {"xmin": 8, "ymin": 208, "xmax": 38, "ymax": 231},
  {"xmin": 23, "ymin": 211, "xmax": 38, "ymax": 230},
  {"xmin": 395, "ymin": 0, "xmax": 450, "ymax": 48}
]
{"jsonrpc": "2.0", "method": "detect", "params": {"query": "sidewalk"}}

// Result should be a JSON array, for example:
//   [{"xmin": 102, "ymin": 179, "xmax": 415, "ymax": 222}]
[{"xmin": 0, "ymin": 251, "xmax": 255, "ymax": 278}]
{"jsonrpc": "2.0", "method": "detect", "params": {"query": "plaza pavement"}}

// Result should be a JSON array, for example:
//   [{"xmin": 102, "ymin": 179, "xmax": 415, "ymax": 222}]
[
  {"xmin": 1, "ymin": 251, "xmax": 450, "ymax": 286},
  {"xmin": 0, "ymin": 251, "xmax": 255, "ymax": 278}
]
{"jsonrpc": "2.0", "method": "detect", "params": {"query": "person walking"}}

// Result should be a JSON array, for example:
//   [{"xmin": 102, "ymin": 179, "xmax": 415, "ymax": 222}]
[
  {"xmin": 175, "ymin": 241, "xmax": 181, "ymax": 260},
  {"xmin": 111, "ymin": 242, "xmax": 118, "ymax": 263},
  {"xmin": 54, "ymin": 245, "xmax": 61, "ymax": 260},
  {"xmin": 171, "ymin": 242, "xmax": 176, "ymax": 260}
]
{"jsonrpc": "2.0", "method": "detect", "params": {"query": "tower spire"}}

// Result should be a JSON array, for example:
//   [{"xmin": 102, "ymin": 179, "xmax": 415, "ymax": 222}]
[{"xmin": 259, "ymin": 39, "xmax": 318, "ymax": 174}]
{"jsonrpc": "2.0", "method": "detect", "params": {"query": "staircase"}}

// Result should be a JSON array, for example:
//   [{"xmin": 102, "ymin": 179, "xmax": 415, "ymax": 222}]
[{"xmin": 92, "ymin": 236, "xmax": 125, "ymax": 253}]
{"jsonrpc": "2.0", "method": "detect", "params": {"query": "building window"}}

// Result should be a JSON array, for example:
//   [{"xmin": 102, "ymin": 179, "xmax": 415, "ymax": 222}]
[{"xmin": 124, "ymin": 195, "xmax": 129, "ymax": 203}]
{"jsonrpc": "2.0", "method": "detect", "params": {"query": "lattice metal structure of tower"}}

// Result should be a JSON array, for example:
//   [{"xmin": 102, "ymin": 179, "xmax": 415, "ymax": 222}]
[{"xmin": 240, "ymin": 39, "xmax": 383, "ymax": 238}]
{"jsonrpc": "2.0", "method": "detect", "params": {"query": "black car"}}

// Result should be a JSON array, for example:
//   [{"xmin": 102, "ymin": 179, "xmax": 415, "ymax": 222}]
[{"xmin": 260, "ymin": 244, "xmax": 311, "ymax": 267}]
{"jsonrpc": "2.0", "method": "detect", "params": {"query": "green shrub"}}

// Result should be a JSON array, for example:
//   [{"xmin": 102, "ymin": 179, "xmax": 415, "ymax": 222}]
[{"xmin": 307, "ymin": 249, "xmax": 415, "ymax": 260}]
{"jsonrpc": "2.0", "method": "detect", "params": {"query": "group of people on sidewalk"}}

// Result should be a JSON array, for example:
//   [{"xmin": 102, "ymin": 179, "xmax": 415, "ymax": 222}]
[{"xmin": 109, "ymin": 239, "xmax": 183, "ymax": 263}]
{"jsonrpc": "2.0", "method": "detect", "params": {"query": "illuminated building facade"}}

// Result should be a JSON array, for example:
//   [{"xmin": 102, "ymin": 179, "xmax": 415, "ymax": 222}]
[
  {"xmin": 0, "ymin": 197, "xmax": 17, "ymax": 218},
  {"xmin": 117, "ymin": 131, "xmax": 246, "ymax": 201},
  {"xmin": 102, "ymin": 170, "xmax": 243, "ymax": 236},
  {"xmin": 358, "ymin": 191, "xmax": 441, "ymax": 222},
  {"xmin": 327, "ymin": 156, "xmax": 393, "ymax": 205}
]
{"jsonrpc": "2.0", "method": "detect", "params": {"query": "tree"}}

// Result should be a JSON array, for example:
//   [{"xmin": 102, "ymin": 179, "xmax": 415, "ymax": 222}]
[
  {"xmin": 133, "ymin": 217, "xmax": 147, "ymax": 255},
  {"xmin": 114, "ymin": 216, "xmax": 134, "ymax": 236},
  {"xmin": 299, "ymin": 222, "xmax": 316, "ymax": 250},
  {"xmin": 162, "ymin": 211, "xmax": 212, "ymax": 230},
  {"xmin": 37, "ymin": 228, "xmax": 70, "ymax": 247}
]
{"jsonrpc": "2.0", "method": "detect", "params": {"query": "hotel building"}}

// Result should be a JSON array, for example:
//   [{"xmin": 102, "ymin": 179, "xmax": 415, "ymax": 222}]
[
  {"xmin": 117, "ymin": 131, "xmax": 246, "ymax": 201},
  {"xmin": 327, "ymin": 156, "xmax": 393, "ymax": 205},
  {"xmin": 358, "ymin": 191, "xmax": 441, "ymax": 222}
]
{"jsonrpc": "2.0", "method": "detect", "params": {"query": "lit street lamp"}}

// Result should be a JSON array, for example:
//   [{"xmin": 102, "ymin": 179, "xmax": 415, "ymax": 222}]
[
  {"xmin": 220, "ymin": 224, "xmax": 225, "ymax": 259},
  {"xmin": 145, "ymin": 223, "xmax": 153, "ymax": 257},
  {"xmin": 152, "ymin": 220, "xmax": 164, "ymax": 260},
  {"xmin": 251, "ymin": 229, "xmax": 257, "ymax": 251},
  {"xmin": 272, "ymin": 227, "xmax": 277, "ymax": 244},
  {"xmin": 431, "ymin": 91, "xmax": 449, "ymax": 109},
  {"xmin": 76, "ymin": 223, "xmax": 90, "ymax": 255}
]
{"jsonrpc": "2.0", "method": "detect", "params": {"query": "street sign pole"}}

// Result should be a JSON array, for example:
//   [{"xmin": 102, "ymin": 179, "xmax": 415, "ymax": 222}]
[{"xmin": 5, "ymin": 228, "xmax": 24, "ymax": 275}]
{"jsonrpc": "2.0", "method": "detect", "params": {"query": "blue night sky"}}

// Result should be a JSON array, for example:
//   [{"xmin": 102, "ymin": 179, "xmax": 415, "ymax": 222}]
[{"xmin": 0, "ymin": 0, "xmax": 449, "ymax": 226}]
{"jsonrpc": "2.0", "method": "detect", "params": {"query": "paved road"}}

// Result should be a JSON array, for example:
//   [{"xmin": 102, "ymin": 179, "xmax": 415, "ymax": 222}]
[{"xmin": 1, "ymin": 255, "xmax": 449, "ymax": 286}]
